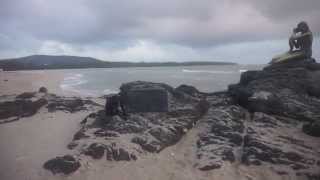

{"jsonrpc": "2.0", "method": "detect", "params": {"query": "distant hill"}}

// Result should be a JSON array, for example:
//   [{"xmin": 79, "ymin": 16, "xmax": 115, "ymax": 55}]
[{"xmin": 0, "ymin": 55, "xmax": 236, "ymax": 71}]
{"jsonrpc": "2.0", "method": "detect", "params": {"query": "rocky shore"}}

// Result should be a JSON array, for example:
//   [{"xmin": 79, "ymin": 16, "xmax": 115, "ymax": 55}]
[{"xmin": 1, "ymin": 58, "xmax": 319, "ymax": 180}]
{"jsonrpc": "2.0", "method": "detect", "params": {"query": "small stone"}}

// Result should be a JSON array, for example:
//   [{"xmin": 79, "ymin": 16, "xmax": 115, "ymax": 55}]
[{"xmin": 39, "ymin": 86, "xmax": 48, "ymax": 93}]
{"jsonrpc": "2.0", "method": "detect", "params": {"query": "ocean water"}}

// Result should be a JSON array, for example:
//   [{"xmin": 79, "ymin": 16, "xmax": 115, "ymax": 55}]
[{"xmin": 60, "ymin": 65, "xmax": 264, "ymax": 96}]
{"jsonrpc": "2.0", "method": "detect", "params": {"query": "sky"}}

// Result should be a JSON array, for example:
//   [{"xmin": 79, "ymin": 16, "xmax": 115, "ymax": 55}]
[{"xmin": 0, "ymin": 0, "xmax": 319, "ymax": 64}]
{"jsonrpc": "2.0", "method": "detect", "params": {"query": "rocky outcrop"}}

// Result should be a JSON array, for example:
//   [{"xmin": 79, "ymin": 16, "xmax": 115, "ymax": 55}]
[
  {"xmin": 43, "ymin": 155, "xmax": 80, "ymax": 174},
  {"xmin": 0, "ymin": 92, "xmax": 101, "ymax": 124},
  {"xmin": 229, "ymin": 58, "xmax": 320, "ymax": 123},
  {"xmin": 195, "ymin": 58, "xmax": 320, "ymax": 178},
  {"xmin": 0, "ymin": 95, "xmax": 47, "ymax": 123},
  {"xmin": 43, "ymin": 58, "xmax": 320, "ymax": 178},
  {"xmin": 46, "ymin": 81, "xmax": 209, "ymax": 172}
]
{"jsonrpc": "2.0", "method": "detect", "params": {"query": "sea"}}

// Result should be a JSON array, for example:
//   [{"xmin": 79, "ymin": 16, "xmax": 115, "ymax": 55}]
[{"xmin": 60, "ymin": 64, "xmax": 264, "ymax": 96}]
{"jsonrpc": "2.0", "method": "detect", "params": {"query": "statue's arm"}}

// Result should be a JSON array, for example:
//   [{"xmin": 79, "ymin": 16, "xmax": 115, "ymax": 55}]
[{"xmin": 291, "ymin": 32, "xmax": 312, "ymax": 40}]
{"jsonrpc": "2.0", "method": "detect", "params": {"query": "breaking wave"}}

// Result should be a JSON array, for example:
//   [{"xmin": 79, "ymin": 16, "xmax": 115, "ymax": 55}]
[{"xmin": 60, "ymin": 73, "xmax": 88, "ymax": 94}]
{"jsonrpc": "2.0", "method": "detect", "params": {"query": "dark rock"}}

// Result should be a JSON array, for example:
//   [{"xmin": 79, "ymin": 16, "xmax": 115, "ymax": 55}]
[
  {"xmin": 84, "ymin": 143, "xmax": 105, "ymax": 159},
  {"xmin": 175, "ymin": 84, "xmax": 200, "ymax": 96},
  {"xmin": 67, "ymin": 142, "xmax": 78, "ymax": 150},
  {"xmin": 120, "ymin": 81, "xmax": 169, "ymax": 113},
  {"xmin": 198, "ymin": 163, "xmax": 221, "ymax": 171},
  {"xmin": 195, "ymin": 99, "xmax": 210, "ymax": 117},
  {"xmin": 105, "ymin": 94, "xmax": 122, "ymax": 116},
  {"xmin": 105, "ymin": 144, "xmax": 136, "ymax": 161},
  {"xmin": 131, "ymin": 136, "xmax": 159, "ymax": 153},
  {"xmin": 221, "ymin": 149, "xmax": 236, "ymax": 162},
  {"xmin": 16, "ymin": 92, "xmax": 36, "ymax": 99},
  {"xmin": 229, "ymin": 58, "xmax": 320, "ymax": 122},
  {"xmin": 39, "ymin": 86, "xmax": 48, "ymax": 93},
  {"xmin": 149, "ymin": 126, "xmax": 182, "ymax": 147},
  {"xmin": 93, "ymin": 129, "xmax": 119, "ymax": 137},
  {"xmin": 303, "ymin": 121, "xmax": 320, "ymax": 137},
  {"xmin": 105, "ymin": 115, "xmax": 148, "ymax": 134},
  {"xmin": 0, "ymin": 98, "xmax": 47, "ymax": 120},
  {"xmin": 43, "ymin": 155, "xmax": 80, "ymax": 174},
  {"xmin": 47, "ymin": 98, "xmax": 85, "ymax": 113},
  {"xmin": 73, "ymin": 129, "xmax": 89, "ymax": 140}
]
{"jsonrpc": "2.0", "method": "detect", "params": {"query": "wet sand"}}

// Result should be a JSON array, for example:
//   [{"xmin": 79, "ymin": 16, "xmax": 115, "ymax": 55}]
[{"xmin": 0, "ymin": 70, "xmax": 89, "ymax": 180}]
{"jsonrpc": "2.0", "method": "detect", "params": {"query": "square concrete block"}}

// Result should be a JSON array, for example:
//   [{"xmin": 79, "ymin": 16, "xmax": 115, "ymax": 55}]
[{"xmin": 124, "ymin": 88, "xmax": 169, "ymax": 113}]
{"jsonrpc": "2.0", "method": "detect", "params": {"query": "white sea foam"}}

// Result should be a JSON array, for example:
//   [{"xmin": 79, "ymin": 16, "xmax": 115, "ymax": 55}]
[
  {"xmin": 239, "ymin": 69, "xmax": 248, "ymax": 73},
  {"xmin": 60, "ymin": 73, "xmax": 88, "ymax": 94},
  {"xmin": 182, "ymin": 69, "xmax": 236, "ymax": 74},
  {"xmin": 103, "ymin": 89, "xmax": 119, "ymax": 94}
]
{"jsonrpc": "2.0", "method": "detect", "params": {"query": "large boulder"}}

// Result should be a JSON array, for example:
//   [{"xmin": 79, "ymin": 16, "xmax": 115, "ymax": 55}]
[
  {"xmin": 43, "ymin": 155, "xmax": 81, "ymax": 174},
  {"xmin": 84, "ymin": 143, "xmax": 105, "ymax": 159},
  {"xmin": 120, "ymin": 81, "xmax": 169, "ymax": 113},
  {"xmin": 39, "ymin": 86, "xmax": 48, "ymax": 93},
  {"xmin": 303, "ymin": 121, "xmax": 320, "ymax": 137}
]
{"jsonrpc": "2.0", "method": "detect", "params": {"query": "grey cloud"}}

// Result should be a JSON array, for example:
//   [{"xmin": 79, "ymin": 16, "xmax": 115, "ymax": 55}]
[{"xmin": 0, "ymin": 0, "xmax": 319, "ymax": 61}]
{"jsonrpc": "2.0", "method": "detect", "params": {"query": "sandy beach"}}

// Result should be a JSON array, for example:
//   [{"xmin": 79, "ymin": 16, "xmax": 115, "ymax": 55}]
[
  {"xmin": 0, "ymin": 70, "xmax": 66, "ymax": 96},
  {"xmin": 0, "ymin": 66, "xmax": 319, "ymax": 180}
]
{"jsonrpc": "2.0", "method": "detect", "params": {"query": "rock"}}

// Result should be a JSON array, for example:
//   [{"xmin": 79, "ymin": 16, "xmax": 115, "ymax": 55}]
[
  {"xmin": 131, "ymin": 136, "xmax": 159, "ymax": 152},
  {"xmin": 39, "ymin": 86, "xmax": 48, "ymax": 93},
  {"xmin": 16, "ymin": 92, "xmax": 36, "ymax": 99},
  {"xmin": 105, "ymin": 94, "xmax": 122, "ymax": 116},
  {"xmin": 43, "ymin": 155, "xmax": 80, "ymax": 174},
  {"xmin": 84, "ymin": 143, "xmax": 105, "ymax": 159},
  {"xmin": 47, "ymin": 98, "xmax": 86, "ymax": 113},
  {"xmin": 73, "ymin": 129, "xmax": 89, "ymax": 140},
  {"xmin": 105, "ymin": 115, "xmax": 148, "ymax": 134},
  {"xmin": 175, "ymin": 84, "xmax": 200, "ymax": 96},
  {"xmin": 195, "ymin": 98, "xmax": 210, "ymax": 117},
  {"xmin": 67, "ymin": 142, "xmax": 78, "ymax": 150},
  {"xmin": 198, "ymin": 163, "xmax": 221, "ymax": 171},
  {"xmin": 0, "ymin": 98, "xmax": 47, "ymax": 120},
  {"xmin": 120, "ymin": 81, "xmax": 169, "ymax": 113},
  {"xmin": 229, "ymin": 58, "xmax": 320, "ymax": 121},
  {"xmin": 303, "ymin": 121, "xmax": 320, "ymax": 137},
  {"xmin": 105, "ymin": 144, "xmax": 137, "ymax": 161},
  {"xmin": 246, "ymin": 91, "xmax": 283, "ymax": 114}
]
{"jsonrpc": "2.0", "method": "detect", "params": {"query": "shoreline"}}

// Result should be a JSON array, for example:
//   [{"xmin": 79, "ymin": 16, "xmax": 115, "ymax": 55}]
[{"xmin": 0, "ymin": 70, "xmax": 83, "ymax": 97}]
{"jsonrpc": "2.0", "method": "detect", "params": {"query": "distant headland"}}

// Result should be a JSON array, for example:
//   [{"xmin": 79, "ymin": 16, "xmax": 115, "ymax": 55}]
[{"xmin": 0, "ymin": 55, "xmax": 236, "ymax": 71}]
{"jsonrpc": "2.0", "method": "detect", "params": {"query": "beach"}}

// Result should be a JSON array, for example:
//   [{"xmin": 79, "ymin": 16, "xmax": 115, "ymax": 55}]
[
  {"xmin": 0, "ymin": 69, "xmax": 257, "ymax": 180},
  {"xmin": 0, "ymin": 64, "xmax": 319, "ymax": 180},
  {"xmin": 0, "ymin": 70, "xmax": 66, "ymax": 96}
]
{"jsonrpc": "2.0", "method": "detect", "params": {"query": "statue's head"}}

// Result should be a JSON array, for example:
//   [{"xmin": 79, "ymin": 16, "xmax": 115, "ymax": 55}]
[{"xmin": 297, "ymin": 21, "xmax": 310, "ymax": 33}]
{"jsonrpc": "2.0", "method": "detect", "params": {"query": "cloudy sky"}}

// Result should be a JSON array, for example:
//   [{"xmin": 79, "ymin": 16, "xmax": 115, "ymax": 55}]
[{"xmin": 0, "ymin": 0, "xmax": 319, "ymax": 64}]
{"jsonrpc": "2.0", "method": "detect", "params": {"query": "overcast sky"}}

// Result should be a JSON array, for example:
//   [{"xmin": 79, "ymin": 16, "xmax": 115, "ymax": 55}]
[{"xmin": 0, "ymin": 0, "xmax": 319, "ymax": 64}]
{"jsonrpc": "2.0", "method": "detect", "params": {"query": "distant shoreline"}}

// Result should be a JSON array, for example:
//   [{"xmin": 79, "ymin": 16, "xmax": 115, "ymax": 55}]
[{"xmin": 0, "ymin": 55, "xmax": 236, "ymax": 71}]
